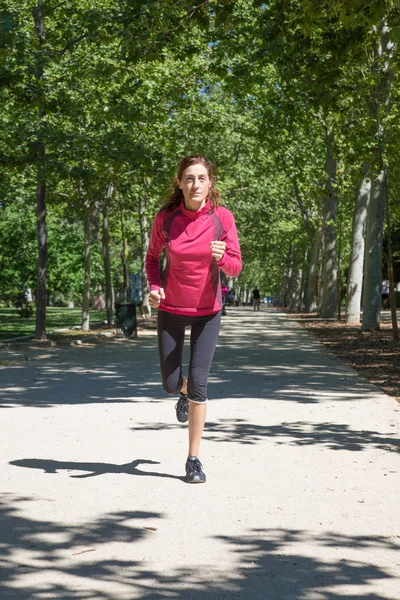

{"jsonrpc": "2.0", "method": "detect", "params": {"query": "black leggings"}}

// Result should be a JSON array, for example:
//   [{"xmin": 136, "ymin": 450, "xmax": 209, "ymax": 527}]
[{"xmin": 157, "ymin": 310, "xmax": 221, "ymax": 404}]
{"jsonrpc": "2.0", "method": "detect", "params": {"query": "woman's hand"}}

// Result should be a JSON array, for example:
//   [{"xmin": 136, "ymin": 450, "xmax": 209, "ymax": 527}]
[
  {"xmin": 149, "ymin": 287, "xmax": 165, "ymax": 309},
  {"xmin": 210, "ymin": 241, "xmax": 226, "ymax": 262}
]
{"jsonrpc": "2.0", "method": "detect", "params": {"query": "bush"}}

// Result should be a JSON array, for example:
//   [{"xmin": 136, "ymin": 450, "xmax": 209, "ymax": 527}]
[
  {"xmin": 50, "ymin": 292, "xmax": 69, "ymax": 307},
  {"xmin": 13, "ymin": 291, "xmax": 34, "ymax": 318}
]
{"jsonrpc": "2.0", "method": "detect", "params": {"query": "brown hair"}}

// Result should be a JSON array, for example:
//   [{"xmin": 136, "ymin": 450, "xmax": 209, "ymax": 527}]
[{"xmin": 162, "ymin": 155, "xmax": 221, "ymax": 212}]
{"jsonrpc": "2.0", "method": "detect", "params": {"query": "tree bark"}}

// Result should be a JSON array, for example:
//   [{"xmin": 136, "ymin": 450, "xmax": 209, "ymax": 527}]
[
  {"xmin": 279, "ymin": 277, "xmax": 286, "ymax": 307},
  {"xmin": 119, "ymin": 198, "xmax": 129, "ymax": 302},
  {"xmin": 337, "ymin": 270, "xmax": 342, "ymax": 320},
  {"xmin": 282, "ymin": 243, "xmax": 293, "ymax": 308},
  {"xmin": 82, "ymin": 203, "xmax": 91, "ymax": 331},
  {"xmin": 35, "ymin": 147, "xmax": 47, "ymax": 339},
  {"xmin": 299, "ymin": 250, "xmax": 308, "ymax": 310},
  {"xmin": 304, "ymin": 223, "xmax": 322, "ymax": 312},
  {"xmin": 362, "ymin": 19, "xmax": 394, "ymax": 331},
  {"xmin": 138, "ymin": 193, "xmax": 150, "ymax": 310},
  {"xmin": 320, "ymin": 133, "xmax": 338, "ymax": 318},
  {"xmin": 294, "ymin": 179, "xmax": 312, "ymax": 236},
  {"xmin": 293, "ymin": 179, "xmax": 315, "ymax": 311},
  {"xmin": 385, "ymin": 170, "xmax": 399, "ymax": 341},
  {"xmin": 362, "ymin": 172, "xmax": 385, "ymax": 330},
  {"xmin": 34, "ymin": 0, "xmax": 47, "ymax": 340},
  {"xmin": 345, "ymin": 168, "xmax": 371, "ymax": 324},
  {"xmin": 294, "ymin": 265, "xmax": 303, "ymax": 309},
  {"xmin": 102, "ymin": 184, "xmax": 113, "ymax": 325},
  {"xmin": 288, "ymin": 254, "xmax": 302, "ymax": 310}
]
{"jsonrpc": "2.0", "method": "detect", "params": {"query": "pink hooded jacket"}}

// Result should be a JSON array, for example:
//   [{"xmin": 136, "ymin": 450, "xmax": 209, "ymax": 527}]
[{"xmin": 145, "ymin": 200, "xmax": 242, "ymax": 316}]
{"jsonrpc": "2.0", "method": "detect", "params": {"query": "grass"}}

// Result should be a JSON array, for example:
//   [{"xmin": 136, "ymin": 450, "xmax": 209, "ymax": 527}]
[{"xmin": 0, "ymin": 307, "xmax": 108, "ymax": 341}]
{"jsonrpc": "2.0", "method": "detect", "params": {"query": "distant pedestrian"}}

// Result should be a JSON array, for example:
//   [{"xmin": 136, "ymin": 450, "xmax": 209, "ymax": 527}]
[
  {"xmin": 145, "ymin": 155, "xmax": 242, "ymax": 483},
  {"xmin": 382, "ymin": 280, "xmax": 390, "ymax": 309},
  {"xmin": 227, "ymin": 289, "xmax": 235, "ymax": 305},
  {"xmin": 221, "ymin": 285, "xmax": 229, "ymax": 316},
  {"xmin": 252, "ymin": 287, "xmax": 260, "ymax": 311}
]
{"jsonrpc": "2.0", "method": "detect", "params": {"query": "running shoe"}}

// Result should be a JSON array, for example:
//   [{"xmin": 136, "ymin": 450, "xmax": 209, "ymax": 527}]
[
  {"xmin": 175, "ymin": 393, "xmax": 188, "ymax": 423},
  {"xmin": 185, "ymin": 456, "xmax": 206, "ymax": 483}
]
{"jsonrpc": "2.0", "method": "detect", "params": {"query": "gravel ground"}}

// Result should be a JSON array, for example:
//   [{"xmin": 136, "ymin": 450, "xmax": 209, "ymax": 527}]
[
  {"xmin": 284, "ymin": 309, "xmax": 400, "ymax": 404},
  {"xmin": 0, "ymin": 307, "xmax": 399, "ymax": 599}
]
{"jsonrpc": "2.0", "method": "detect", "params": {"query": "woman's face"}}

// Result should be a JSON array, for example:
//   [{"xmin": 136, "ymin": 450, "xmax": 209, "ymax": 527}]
[{"xmin": 178, "ymin": 163, "xmax": 211, "ymax": 210}]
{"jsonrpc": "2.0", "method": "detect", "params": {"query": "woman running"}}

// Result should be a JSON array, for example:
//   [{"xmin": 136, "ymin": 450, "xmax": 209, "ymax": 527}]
[{"xmin": 145, "ymin": 155, "xmax": 242, "ymax": 483}]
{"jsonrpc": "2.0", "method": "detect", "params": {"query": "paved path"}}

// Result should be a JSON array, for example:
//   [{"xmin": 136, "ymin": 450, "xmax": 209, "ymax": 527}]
[{"xmin": 0, "ymin": 307, "xmax": 399, "ymax": 600}]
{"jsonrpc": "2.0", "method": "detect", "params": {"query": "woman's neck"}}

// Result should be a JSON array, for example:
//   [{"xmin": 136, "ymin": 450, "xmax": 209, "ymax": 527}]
[{"xmin": 183, "ymin": 198, "xmax": 207, "ymax": 212}]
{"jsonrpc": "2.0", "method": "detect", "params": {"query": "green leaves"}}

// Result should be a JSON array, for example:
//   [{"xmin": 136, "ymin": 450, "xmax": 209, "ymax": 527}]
[{"xmin": 1, "ymin": 0, "xmax": 400, "ymax": 308}]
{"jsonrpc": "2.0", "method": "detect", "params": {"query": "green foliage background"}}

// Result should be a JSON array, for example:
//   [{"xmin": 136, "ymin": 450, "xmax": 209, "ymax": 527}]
[{"xmin": 1, "ymin": 0, "xmax": 399, "ymax": 309}]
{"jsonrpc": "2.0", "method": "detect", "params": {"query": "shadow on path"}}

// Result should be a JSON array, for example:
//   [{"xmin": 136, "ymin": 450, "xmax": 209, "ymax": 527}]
[
  {"xmin": 129, "ymin": 419, "xmax": 400, "ymax": 453},
  {"xmin": 0, "ymin": 309, "xmax": 384, "ymax": 409},
  {"xmin": 0, "ymin": 494, "xmax": 397, "ymax": 599},
  {"xmin": 0, "ymin": 339, "xmax": 161, "ymax": 408},
  {"xmin": 10, "ymin": 458, "xmax": 184, "ymax": 481}
]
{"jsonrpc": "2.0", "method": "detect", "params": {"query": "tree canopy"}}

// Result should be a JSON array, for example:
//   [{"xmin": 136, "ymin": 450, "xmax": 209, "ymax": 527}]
[{"xmin": 1, "ymin": 0, "xmax": 399, "ymax": 335}]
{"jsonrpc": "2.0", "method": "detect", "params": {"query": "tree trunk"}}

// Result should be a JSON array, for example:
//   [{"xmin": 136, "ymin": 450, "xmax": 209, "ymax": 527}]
[
  {"xmin": 362, "ymin": 171, "xmax": 386, "ymax": 330},
  {"xmin": 286, "ymin": 268, "xmax": 292, "ymax": 308},
  {"xmin": 279, "ymin": 278, "xmax": 286, "ymax": 307},
  {"xmin": 138, "ymin": 193, "xmax": 150, "ymax": 310},
  {"xmin": 294, "ymin": 266, "xmax": 303, "ymax": 309},
  {"xmin": 119, "ymin": 198, "xmax": 129, "ymax": 302},
  {"xmin": 294, "ymin": 179, "xmax": 312, "ymax": 237},
  {"xmin": 337, "ymin": 270, "xmax": 342, "ymax": 320},
  {"xmin": 35, "ymin": 148, "xmax": 47, "ymax": 340},
  {"xmin": 385, "ymin": 170, "xmax": 399, "ymax": 341},
  {"xmin": 293, "ymin": 179, "xmax": 313, "ymax": 311},
  {"xmin": 362, "ymin": 19, "xmax": 393, "ymax": 331},
  {"xmin": 320, "ymin": 134, "xmax": 338, "ymax": 318},
  {"xmin": 345, "ymin": 169, "xmax": 371, "ymax": 324},
  {"xmin": 304, "ymin": 224, "xmax": 322, "ymax": 312},
  {"xmin": 300, "ymin": 254, "xmax": 308, "ymax": 310},
  {"xmin": 82, "ymin": 203, "xmax": 91, "ymax": 331},
  {"xmin": 288, "ymin": 257, "xmax": 302, "ymax": 310},
  {"xmin": 34, "ymin": 0, "xmax": 47, "ymax": 340},
  {"xmin": 102, "ymin": 184, "xmax": 113, "ymax": 325},
  {"xmin": 282, "ymin": 243, "xmax": 293, "ymax": 308}
]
